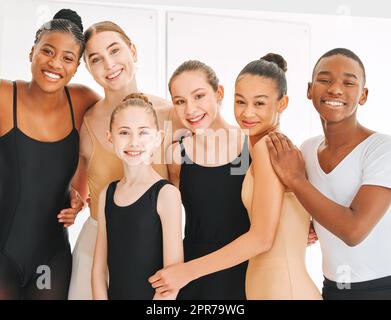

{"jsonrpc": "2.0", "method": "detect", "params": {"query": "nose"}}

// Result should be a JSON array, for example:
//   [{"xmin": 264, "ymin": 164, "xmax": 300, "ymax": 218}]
[
  {"xmin": 242, "ymin": 105, "xmax": 255, "ymax": 118},
  {"xmin": 103, "ymin": 56, "xmax": 116, "ymax": 70},
  {"xmin": 184, "ymin": 100, "xmax": 198, "ymax": 117},
  {"xmin": 327, "ymin": 81, "xmax": 343, "ymax": 96},
  {"xmin": 47, "ymin": 55, "xmax": 62, "ymax": 70}
]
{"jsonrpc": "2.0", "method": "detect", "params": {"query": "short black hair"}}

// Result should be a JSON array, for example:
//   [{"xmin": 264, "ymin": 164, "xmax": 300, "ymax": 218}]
[{"xmin": 312, "ymin": 48, "xmax": 366, "ymax": 84}]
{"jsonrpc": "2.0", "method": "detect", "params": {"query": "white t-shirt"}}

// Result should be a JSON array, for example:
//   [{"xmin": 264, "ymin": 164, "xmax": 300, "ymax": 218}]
[{"xmin": 301, "ymin": 133, "xmax": 391, "ymax": 283}]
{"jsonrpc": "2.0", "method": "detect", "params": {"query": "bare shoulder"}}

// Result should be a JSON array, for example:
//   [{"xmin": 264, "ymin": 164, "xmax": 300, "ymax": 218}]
[
  {"xmin": 67, "ymin": 84, "xmax": 101, "ymax": 112},
  {"xmin": 252, "ymin": 136, "xmax": 269, "ymax": 156},
  {"xmin": 157, "ymin": 183, "xmax": 181, "ymax": 215}
]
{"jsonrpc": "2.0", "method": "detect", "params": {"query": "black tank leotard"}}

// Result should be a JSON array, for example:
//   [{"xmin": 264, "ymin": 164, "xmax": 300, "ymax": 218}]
[
  {"xmin": 177, "ymin": 136, "xmax": 250, "ymax": 300},
  {"xmin": 105, "ymin": 179, "xmax": 171, "ymax": 300},
  {"xmin": 0, "ymin": 81, "xmax": 78, "ymax": 299}
]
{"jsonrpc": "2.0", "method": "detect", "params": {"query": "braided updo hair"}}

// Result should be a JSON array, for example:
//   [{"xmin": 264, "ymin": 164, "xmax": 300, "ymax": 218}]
[
  {"xmin": 34, "ymin": 9, "xmax": 85, "ymax": 57},
  {"xmin": 109, "ymin": 93, "xmax": 159, "ymax": 131}
]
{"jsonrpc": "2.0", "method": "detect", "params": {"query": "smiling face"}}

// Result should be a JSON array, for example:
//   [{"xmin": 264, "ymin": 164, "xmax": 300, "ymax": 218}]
[
  {"xmin": 85, "ymin": 31, "xmax": 137, "ymax": 91},
  {"xmin": 308, "ymin": 54, "xmax": 368, "ymax": 124},
  {"xmin": 30, "ymin": 31, "xmax": 81, "ymax": 92},
  {"xmin": 170, "ymin": 71, "xmax": 223, "ymax": 132},
  {"xmin": 108, "ymin": 107, "xmax": 161, "ymax": 167},
  {"xmin": 234, "ymin": 74, "xmax": 288, "ymax": 137}
]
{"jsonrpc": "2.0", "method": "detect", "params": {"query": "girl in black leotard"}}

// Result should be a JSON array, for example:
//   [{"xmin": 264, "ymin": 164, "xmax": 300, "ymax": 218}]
[
  {"xmin": 0, "ymin": 9, "xmax": 99, "ymax": 300},
  {"xmin": 149, "ymin": 61, "xmax": 250, "ymax": 300},
  {"xmin": 92, "ymin": 93, "xmax": 183, "ymax": 300}
]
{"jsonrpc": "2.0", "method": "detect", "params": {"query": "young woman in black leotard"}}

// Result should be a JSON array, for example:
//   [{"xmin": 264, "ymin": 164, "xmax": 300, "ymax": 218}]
[
  {"xmin": 0, "ymin": 9, "xmax": 99, "ymax": 299},
  {"xmin": 92, "ymin": 93, "xmax": 183, "ymax": 300},
  {"xmin": 149, "ymin": 61, "xmax": 250, "ymax": 300}
]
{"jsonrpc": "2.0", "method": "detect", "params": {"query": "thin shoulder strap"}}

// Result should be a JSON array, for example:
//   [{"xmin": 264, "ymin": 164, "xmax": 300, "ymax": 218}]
[
  {"xmin": 12, "ymin": 81, "xmax": 18, "ymax": 128},
  {"xmin": 64, "ymin": 86, "xmax": 76, "ymax": 129},
  {"xmin": 178, "ymin": 136, "xmax": 193, "ymax": 164}
]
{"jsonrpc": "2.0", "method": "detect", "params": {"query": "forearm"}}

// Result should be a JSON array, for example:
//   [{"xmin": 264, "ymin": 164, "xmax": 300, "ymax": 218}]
[
  {"xmin": 290, "ymin": 178, "xmax": 356, "ymax": 243},
  {"xmin": 185, "ymin": 231, "xmax": 271, "ymax": 282},
  {"xmin": 92, "ymin": 270, "xmax": 108, "ymax": 300}
]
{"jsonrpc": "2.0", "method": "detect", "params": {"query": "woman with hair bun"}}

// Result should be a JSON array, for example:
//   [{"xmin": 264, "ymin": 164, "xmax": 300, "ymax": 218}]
[
  {"xmin": 67, "ymin": 21, "xmax": 183, "ymax": 300},
  {"xmin": 91, "ymin": 93, "xmax": 183, "ymax": 300},
  {"xmin": 0, "ymin": 9, "xmax": 100, "ymax": 299},
  {"xmin": 149, "ymin": 54, "xmax": 321, "ymax": 300}
]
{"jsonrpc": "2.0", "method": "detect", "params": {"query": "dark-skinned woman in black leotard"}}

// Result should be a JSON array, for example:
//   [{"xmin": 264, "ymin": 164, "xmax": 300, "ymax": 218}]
[{"xmin": 0, "ymin": 9, "xmax": 99, "ymax": 300}]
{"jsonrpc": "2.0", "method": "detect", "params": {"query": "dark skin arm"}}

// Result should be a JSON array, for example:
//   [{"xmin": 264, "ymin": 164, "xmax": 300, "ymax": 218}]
[{"xmin": 266, "ymin": 132, "xmax": 391, "ymax": 247}]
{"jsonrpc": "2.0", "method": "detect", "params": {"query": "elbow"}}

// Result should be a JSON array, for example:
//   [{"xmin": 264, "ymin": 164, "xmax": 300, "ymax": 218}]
[
  {"xmin": 341, "ymin": 225, "xmax": 368, "ymax": 247},
  {"xmin": 250, "ymin": 232, "xmax": 274, "ymax": 255}
]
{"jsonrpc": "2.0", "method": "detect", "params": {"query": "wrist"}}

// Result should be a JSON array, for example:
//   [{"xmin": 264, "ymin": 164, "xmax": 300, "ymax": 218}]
[{"xmin": 287, "ymin": 175, "xmax": 307, "ymax": 190}]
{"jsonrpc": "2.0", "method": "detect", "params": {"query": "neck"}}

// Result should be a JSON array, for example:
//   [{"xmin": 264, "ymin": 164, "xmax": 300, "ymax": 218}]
[
  {"xmin": 26, "ymin": 80, "xmax": 66, "ymax": 111},
  {"xmin": 121, "ymin": 162, "xmax": 155, "ymax": 186},
  {"xmin": 103, "ymin": 77, "xmax": 139, "ymax": 111},
  {"xmin": 321, "ymin": 116, "xmax": 365, "ymax": 149}
]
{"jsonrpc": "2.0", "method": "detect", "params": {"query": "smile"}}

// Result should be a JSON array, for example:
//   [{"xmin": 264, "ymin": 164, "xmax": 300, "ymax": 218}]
[
  {"xmin": 42, "ymin": 70, "xmax": 62, "ymax": 81},
  {"xmin": 242, "ymin": 120, "xmax": 259, "ymax": 128},
  {"xmin": 322, "ymin": 100, "xmax": 345, "ymax": 107},
  {"xmin": 106, "ymin": 69, "xmax": 123, "ymax": 80},
  {"xmin": 124, "ymin": 150, "xmax": 143, "ymax": 157},
  {"xmin": 187, "ymin": 113, "xmax": 206, "ymax": 125}
]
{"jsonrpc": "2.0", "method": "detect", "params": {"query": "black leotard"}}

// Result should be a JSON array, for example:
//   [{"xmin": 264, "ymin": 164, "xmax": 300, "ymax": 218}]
[
  {"xmin": 105, "ymin": 179, "xmax": 171, "ymax": 300},
  {"xmin": 0, "ymin": 81, "xmax": 78, "ymax": 299},
  {"xmin": 178, "ymin": 136, "xmax": 250, "ymax": 300}
]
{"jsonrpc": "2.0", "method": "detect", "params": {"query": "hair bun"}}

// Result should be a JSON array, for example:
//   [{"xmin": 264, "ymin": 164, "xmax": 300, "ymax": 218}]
[
  {"xmin": 260, "ymin": 53, "xmax": 287, "ymax": 73},
  {"xmin": 53, "ymin": 9, "xmax": 83, "ymax": 32},
  {"xmin": 123, "ymin": 93, "xmax": 152, "ymax": 105}
]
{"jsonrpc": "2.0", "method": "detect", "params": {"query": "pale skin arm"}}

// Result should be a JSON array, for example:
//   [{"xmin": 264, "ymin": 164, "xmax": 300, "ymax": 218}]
[
  {"xmin": 153, "ymin": 184, "xmax": 184, "ymax": 300},
  {"xmin": 92, "ymin": 186, "xmax": 109, "ymax": 300},
  {"xmin": 266, "ymin": 132, "xmax": 391, "ymax": 246},
  {"xmin": 149, "ymin": 138, "xmax": 284, "ymax": 295}
]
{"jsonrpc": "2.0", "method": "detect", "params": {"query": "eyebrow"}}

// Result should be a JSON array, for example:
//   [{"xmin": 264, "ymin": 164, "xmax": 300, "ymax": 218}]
[
  {"xmin": 317, "ymin": 71, "xmax": 358, "ymax": 80},
  {"xmin": 42, "ymin": 43, "xmax": 76, "ymax": 57},
  {"xmin": 118, "ymin": 126, "xmax": 153, "ymax": 130},
  {"xmin": 88, "ymin": 42, "xmax": 120, "ymax": 60},
  {"xmin": 235, "ymin": 93, "xmax": 269, "ymax": 99}
]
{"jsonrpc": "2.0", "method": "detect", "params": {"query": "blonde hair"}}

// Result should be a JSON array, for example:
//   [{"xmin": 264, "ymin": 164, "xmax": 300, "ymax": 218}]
[
  {"xmin": 109, "ymin": 93, "xmax": 159, "ymax": 131},
  {"xmin": 83, "ymin": 21, "xmax": 133, "ymax": 61}
]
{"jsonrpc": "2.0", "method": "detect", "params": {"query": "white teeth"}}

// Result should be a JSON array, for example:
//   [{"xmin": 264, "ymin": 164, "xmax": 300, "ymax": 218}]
[
  {"xmin": 107, "ymin": 69, "xmax": 122, "ymax": 79},
  {"xmin": 43, "ymin": 71, "xmax": 61, "ymax": 79},
  {"xmin": 188, "ymin": 114, "xmax": 205, "ymax": 123},
  {"xmin": 126, "ymin": 151, "xmax": 142, "ymax": 156},
  {"xmin": 324, "ymin": 100, "xmax": 344, "ymax": 107}
]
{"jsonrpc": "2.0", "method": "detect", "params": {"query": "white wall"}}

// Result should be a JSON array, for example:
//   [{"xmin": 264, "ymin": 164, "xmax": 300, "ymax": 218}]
[{"xmin": 1, "ymin": 0, "xmax": 390, "ymax": 293}]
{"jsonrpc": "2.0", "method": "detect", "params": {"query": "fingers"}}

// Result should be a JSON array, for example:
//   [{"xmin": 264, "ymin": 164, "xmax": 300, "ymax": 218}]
[
  {"xmin": 151, "ymin": 280, "xmax": 165, "ymax": 289},
  {"xmin": 148, "ymin": 273, "xmax": 160, "ymax": 284},
  {"xmin": 268, "ymin": 132, "xmax": 284, "ymax": 153},
  {"xmin": 57, "ymin": 208, "xmax": 77, "ymax": 225},
  {"xmin": 265, "ymin": 136, "xmax": 278, "ymax": 160}
]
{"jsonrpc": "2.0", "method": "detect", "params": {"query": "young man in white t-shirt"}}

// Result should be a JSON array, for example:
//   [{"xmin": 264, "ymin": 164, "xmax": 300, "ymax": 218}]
[{"xmin": 265, "ymin": 48, "xmax": 391, "ymax": 300}]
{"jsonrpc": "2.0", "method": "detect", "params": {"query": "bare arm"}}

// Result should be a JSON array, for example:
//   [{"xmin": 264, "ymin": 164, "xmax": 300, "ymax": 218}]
[
  {"xmin": 266, "ymin": 132, "xmax": 391, "ymax": 246},
  {"xmin": 149, "ymin": 138, "xmax": 284, "ymax": 294},
  {"xmin": 92, "ymin": 186, "xmax": 109, "ymax": 300},
  {"xmin": 165, "ymin": 141, "xmax": 182, "ymax": 188},
  {"xmin": 153, "ymin": 184, "xmax": 184, "ymax": 300}
]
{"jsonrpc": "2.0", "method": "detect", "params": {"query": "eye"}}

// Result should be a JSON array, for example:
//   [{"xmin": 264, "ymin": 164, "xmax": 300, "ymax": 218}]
[
  {"xmin": 119, "ymin": 130, "xmax": 129, "ymax": 135},
  {"xmin": 41, "ymin": 48, "xmax": 53, "ymax": 56},
  {"xmin": 254, "ymin": 101, "xmax": 266, "ymax": 107},
  {"xmin": 139, "ymin": 130, "xmax": 151, "ymax": 136},
  {"xmin": 174, "ymin": 99, "xmax": 185, "ymax": 105},
  {"xmin": 317, "ymin": 78, "xmax": 330, "ymax": 84},
  {"xmin": 195, "ymin": 94, "xmax": 205, "ymax": 100},
  {"xmin": 344, "ymin": 81, "xmax": 356, "ymax": 86},
  {"xmin": 64, "ymin": 56, "xmax": 74, "ymax": 63},
  {"xmin": 91, "ymin": 57, "xmax": 101, "ymax": 64},
  {"xmin": 111, "ymin": 48, "xmax": 120, "ymax": 55},
  {"xmin": 235, "ymin": 99, "xmax": 245, "ymax": 105}
]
